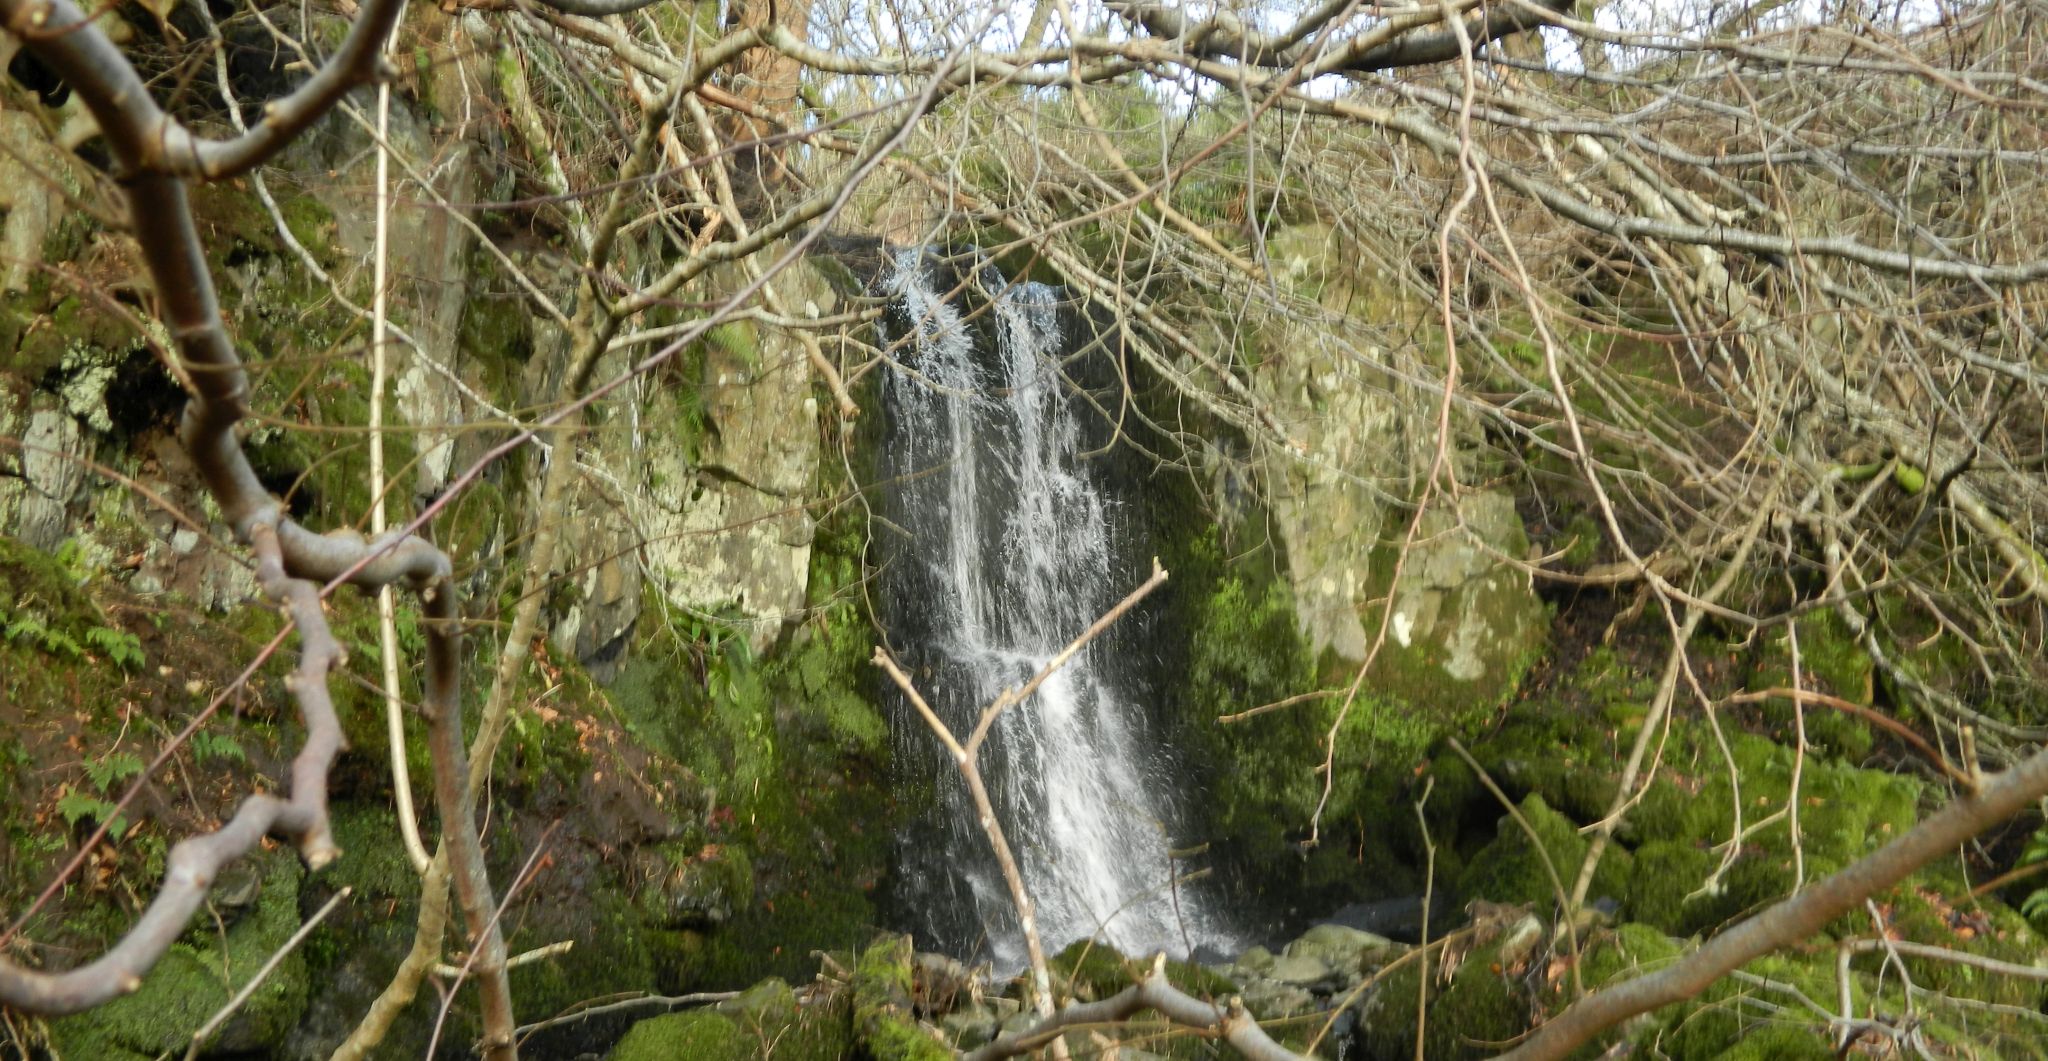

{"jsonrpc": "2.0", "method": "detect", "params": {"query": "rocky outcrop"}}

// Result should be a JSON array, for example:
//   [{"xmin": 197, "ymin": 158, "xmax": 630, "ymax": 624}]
[{"xmin": 1256, "ymin": 223, "xmax": 1547, "ymax": 712}]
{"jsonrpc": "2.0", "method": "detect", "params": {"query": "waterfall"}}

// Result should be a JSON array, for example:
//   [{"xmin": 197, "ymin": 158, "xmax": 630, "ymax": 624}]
[{"xmin": 879, "ymin": 249, "xmax": 1225, "ymax": 968}]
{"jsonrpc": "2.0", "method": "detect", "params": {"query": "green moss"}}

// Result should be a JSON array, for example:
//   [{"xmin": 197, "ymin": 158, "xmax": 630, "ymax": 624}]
[
  {"xmin": 851, "ymin": 935, "xmax": 949, "ymax": 1061},
  {"xmin": 1459, "ymin": 793, "xmax": 1629, "ymax": 908},
  {"xmin": 12, "ymin": 294, "xmax": 138, "ymax": 379},
  {"xmin": 1627, "ymin": 841, "xmax": 1721, "ymax": 936},
  {"xmin": 1360, "ymin": 938, "xmax": 1530, "ymax": 1061},
  {"xmin": 322, "ymin": 803, "xmax": 422, "ymax": 900},
  {"xmin": 1051, "ymin": 938, "xmax": 1133, "ymax": 1001},
  {"xmin": 1446, "ymin": 712, "xmax": 1624, "ymax": 827},
  {"xmin": 606, "ymin": 1008, "xmax": 751, "ymax": 1061},
  {"xmin": 1665, "ymin": 954, "xmax": 1853, "ymax": 1059},
  {"xmin": 507, "ymin": 888, "xmax": 693, "ymax": 1050},
  {"xmin": 719, "ymin": 977, "xmax": 800, "ymax": 1030},
  {"xmin": 1559, "ymin": 513, "xmax": 1601, "ymax": 568},
  {"xmin": 1163, "ymin": 956, "xmax": 1237, "ymax": 999},
  {"xmin": 245, "ymin": 356, "xmax": 416, "ymax": 531},
  {"xmin": 1746, "ymin": 612, "xmax": 1875, "ymax": 759},
  {"xmin": 273, "ymin": 187, "xmax": 338, "ymax": 267},
  {"xmin": 1623, "ymin": 725, "xmax": 1923, "ymax": 914},
  {"xmin": 456, "ymin": 249, "xmax": 536, "ymax": 390},
  {"xmin": 46, "ymin": 853, "xmax": 309, "ymax": 1057},
  {"xmin": 1173, "ymin": 544, "xmax": 1330, "ymax": 903},
  {"xmin": 771, "ymin": 981, "xmax": 857, "ymax": 1061},
  {"xmin": 608, "ymin": 526, "xmax": 894, "ymax": 991},
  {"xmin": 638, "ymin": 839, "xmax": 756, "ymax": 929},
  {"xmin": 0, "ymin": 534, "xmax": 103, "ymax": 652},
  {"xmin": 786, "ymin": 610, "xmax": 888, "ymax": 758},
  {"xmin": 1576, "ymin": 921, "xmax": 1684, "ymax": 990},
  {"xmin": 1868, "ymin": 875, "xmax": 2045, "ymax": 1010}
]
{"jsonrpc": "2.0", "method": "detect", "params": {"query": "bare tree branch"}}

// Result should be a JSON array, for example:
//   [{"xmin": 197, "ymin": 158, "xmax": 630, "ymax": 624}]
[
  {"xmin": 1107, "ymin": 0, "xmax": 1575, "ymax": 75},
  {"xmin": 5, "ymin": 0, "xmax": 405, "ymax": 180}
]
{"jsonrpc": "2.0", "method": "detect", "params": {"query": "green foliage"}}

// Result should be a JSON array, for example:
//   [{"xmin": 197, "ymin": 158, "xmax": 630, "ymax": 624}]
[
  {"xmin": 55, "ymin": 789, "xmax": 126, "ymax": 838},
  {"xmin": 2, "ymin": 606, "xmax": 84, "ymax": 659},
  {"xmin": 2023, "ymin": 826, "xmax": 2048, "ymax": 926},
  {"xmin": 83, "ymin": 625, "xmax": 144, "ymax": 669},
  {"xmin": 84, "ymin": 749, "xmax": 143, "ymax": 793},
  {"xmin": 189, "ymin": 730, "xmax": 245, "ymax": 765},
  {"xmin": 707, "ymin": 321, "xmax": 760, "ymax": 367},
  {"xmin": 0, "ymin": 539, "xmax": 140, "ymax": 670},
  {"xmin": 54, "ymin": 749, "xmax": 144, "ymax": 838}
]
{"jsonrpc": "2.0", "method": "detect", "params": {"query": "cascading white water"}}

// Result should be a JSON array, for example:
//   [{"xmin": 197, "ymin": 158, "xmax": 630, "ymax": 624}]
[{"xmin": 880, "ymin": 250, "xmax": 1226, "ymax": 968}]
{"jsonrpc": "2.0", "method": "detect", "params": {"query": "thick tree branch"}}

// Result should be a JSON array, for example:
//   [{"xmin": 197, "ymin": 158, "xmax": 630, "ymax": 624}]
[
  {"xmin": 5, "ymin": 0, "xmax": 403, "ymax": 180},
  {"xmin": 1107, "ymin": 0, "xmax": 1574, "ymax": 74},
  {"xmin": 519, "ymin": 0, "xmax": 674, "ymax": 16}
]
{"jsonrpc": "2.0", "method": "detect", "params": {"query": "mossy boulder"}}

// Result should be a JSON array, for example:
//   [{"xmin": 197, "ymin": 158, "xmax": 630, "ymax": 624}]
[
  {"xmin": 610, "ymin": 975, "xmax": 855, "ymax": 1060},
  {"xmin": 639, "ymin": 839, "xmax": 757, "ymax": 929},
  {"xmin": 606, "ymin": 1008, "xmax": 751, "ymax": 1060},
  {"xmin": 852, "ymin": 934, "xmax": 949, "ymax": 1060},
  {"xmin": 1576, "ymin": 921, "xmax": 1684, "ymax": 990},
  {"xmin": 1458, "ymin": 793, "xmax": 1630, "ymax": 909},
  {"xmin": 1363, "ymin": 492, "xmax": 1549, "ymax": 734},
  {"xmin": 1051, "ymin": 938, "xmax": 1134, "ymax": 1002},
  {"xmin": 1718, "ymin": 1024, "xmax": 1838, "ymax": 1060},
  {"xmin": 46, "ymin": 853, "xmax": 310, "ymax": 1058},
  {"xmin": 1746, "ymin": 612, "xmax": 1876, "ymax": 760},
  {"xmin": 1621, "ymin": 726, "xmax": 1925, "ymax": 935},
  {"xmin": 1357, "ymin": 936, "xmax": 1532, "ymax": 1061}
]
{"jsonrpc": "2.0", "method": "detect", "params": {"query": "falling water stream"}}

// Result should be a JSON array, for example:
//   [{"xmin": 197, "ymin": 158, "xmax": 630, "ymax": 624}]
[{"xmin": 879, "ymin": 250, "xmax": 1226, "ymax": 968}]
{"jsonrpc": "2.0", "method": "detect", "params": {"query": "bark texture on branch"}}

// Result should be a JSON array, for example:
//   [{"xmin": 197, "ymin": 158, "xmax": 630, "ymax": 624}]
[{"xmin": 1108, "ymin": 0, "xmax": 1573, "ymax": 74}]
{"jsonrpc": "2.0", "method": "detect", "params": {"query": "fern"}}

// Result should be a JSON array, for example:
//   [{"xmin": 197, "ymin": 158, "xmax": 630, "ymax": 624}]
[
  {"xmin": 190, "ymin": 731, "xmax": 246, "ymax": 765},
  {"xmin": 56, "ymin": 788, "xmax": 128, "ymax": 839},
  {"xmin": 85, "ymin": 751, "xmax": 144, "ymax": 793},
  {"xmin": 3, "ymin": 610, "xmax": 84, "ymax": 659},
  {"xmin": 2021, "ymin": 825, "xmax": 2048, "ymax": 924}
]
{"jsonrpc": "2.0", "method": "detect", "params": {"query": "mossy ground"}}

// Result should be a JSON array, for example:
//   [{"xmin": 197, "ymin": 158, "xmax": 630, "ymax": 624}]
[
  {"xmin": 1364, "ymin": 618, "xmax": 2046, "ymax": 1059},
  {"xmin": 46, "ymin": 853, "xmax": 310, "ymax": 1058}
]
